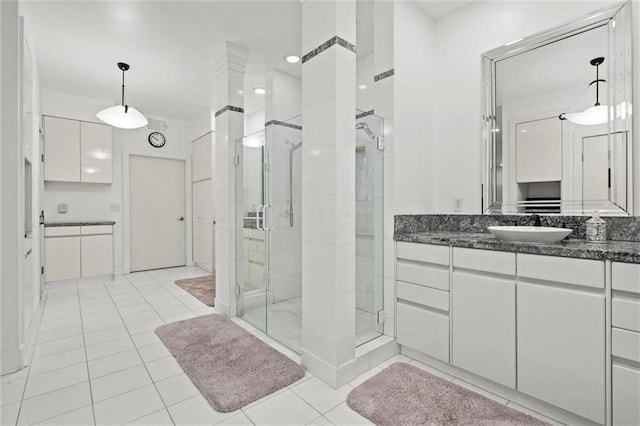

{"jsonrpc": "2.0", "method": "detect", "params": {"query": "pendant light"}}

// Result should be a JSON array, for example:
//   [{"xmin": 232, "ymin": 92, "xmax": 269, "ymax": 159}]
[
  {"xmin": 559, "ymin": 57, "xmax": 608, "ymax": 126},
  {"xmin": 96, "ymin": 62, "xmax": 148, "ymax": 129}
]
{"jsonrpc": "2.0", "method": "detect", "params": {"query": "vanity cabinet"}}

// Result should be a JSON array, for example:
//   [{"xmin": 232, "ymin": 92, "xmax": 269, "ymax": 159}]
[
  {"xmin": 516, "ymin": 254, "xmax": 605, "ymax": 425},
  {"xmin": 396, "ymin": 242, "xmax": 450, "ymax": 363},
  {"xmin": 451, "ymin": 248, "xmax": 516, "ymax": 388},
  {"xmin": 44, "ymin": 116, "xmax": 112, "ymax": 184},
  {"xmin": 45, "ymin": 225, "xmax": 113, "ymax": 282},
  {"xmin": 243, "ymin": 228, "xmax": 265, "ymax": 291},
  {"xmin": 611, "ymin": 262, "xmax": 640, "ymax": 426}
]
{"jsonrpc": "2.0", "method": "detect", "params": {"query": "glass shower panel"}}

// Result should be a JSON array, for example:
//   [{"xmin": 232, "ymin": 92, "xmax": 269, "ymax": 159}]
[
  {"xmin": 355, "ymin": 112, "xmax": 384, "ymax": 346},
  {"xmin": 235, "ymin": 130, "xmax": 267, "ymax": 333}
]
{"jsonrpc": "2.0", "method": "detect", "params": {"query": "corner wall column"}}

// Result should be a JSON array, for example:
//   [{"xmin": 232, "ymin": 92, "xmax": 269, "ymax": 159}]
[
  {"xmin": 300, "ymin": 0, "xmax": 357, "ymax": 388},
  {"xmin": 212, "ymin": 43, "xmax": 247, "ymax": 316}
]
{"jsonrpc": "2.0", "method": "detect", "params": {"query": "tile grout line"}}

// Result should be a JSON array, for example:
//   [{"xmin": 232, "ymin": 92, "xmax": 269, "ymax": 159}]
[{"xmin": 76, "ymin": 282, "xmax": 98, "ymax": 425}]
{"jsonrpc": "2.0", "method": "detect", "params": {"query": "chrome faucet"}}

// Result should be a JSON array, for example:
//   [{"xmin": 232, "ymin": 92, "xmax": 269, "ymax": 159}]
[{"xmin": 531, "ymin": 214, "xmax": 542, "ymax": 227}]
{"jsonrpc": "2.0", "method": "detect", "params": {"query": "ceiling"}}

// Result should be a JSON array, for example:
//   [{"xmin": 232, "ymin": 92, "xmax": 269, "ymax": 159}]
[{"xmin": 22, "ymin": 1, "xmax": 474, "ymax": 124}]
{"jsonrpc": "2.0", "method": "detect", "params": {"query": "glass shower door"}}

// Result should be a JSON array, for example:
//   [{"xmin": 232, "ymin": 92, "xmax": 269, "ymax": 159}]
[{"xmin": 355, "ymin": 113, "xmax": 384, "ymax": 346}]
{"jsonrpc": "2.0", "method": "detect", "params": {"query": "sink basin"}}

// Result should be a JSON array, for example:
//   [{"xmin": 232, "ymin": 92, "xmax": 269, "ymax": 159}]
[{"xmin": 487, "ymin": 226, "xmax": 572, "ymax": 244}]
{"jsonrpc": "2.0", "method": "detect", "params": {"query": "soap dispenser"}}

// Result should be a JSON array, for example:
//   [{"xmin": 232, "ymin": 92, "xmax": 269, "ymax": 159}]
[{"xmin": 585, "ymin": 211, "xmax": 606, "ymax": 244}]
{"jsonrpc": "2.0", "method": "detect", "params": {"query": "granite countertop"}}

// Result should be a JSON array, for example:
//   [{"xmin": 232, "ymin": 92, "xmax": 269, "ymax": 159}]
[
  {"xmin": 44, "ymin": 221, "xmax": 116, "ymax": 227},
  {"xmin": 394, "ymin": 231, "xmax": 640, "ymax": 263}
]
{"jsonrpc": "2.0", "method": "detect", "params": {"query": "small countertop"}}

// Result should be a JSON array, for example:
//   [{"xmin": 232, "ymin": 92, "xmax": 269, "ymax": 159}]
[
  {"xmin": 44, "ymin": 221, "xmax": 116, "ymax": 227},
  {"xmin": 395, "ymin": 231, "xmax": 640, "ymax": 264}
]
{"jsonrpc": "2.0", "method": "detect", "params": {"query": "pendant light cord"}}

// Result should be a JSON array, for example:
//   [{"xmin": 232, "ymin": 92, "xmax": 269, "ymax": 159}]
[
  {"xmin": 121, "ymin": 68, "xmax": 128, "ymax": 113},
  {"xmin": 594, "ymin": 63, "xmax": 600, "ymax": 106}
]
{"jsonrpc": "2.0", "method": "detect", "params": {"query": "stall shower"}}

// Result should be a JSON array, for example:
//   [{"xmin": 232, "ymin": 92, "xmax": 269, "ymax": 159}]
[{"xmin": 236, "ymin": 112, "xmax": 384, "ymax": 352}]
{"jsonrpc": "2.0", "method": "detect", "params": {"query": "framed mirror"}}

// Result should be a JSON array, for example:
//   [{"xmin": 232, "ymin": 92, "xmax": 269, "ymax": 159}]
[{"xmin": 482, "ymin": 1, "xmax": 633, "ymax": 215}]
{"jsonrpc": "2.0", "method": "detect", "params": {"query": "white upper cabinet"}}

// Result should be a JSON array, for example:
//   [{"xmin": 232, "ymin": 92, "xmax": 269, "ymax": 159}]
[
  {"xmin": 44, "ymin": 116, "xmax": 112, "ymax": 184},
  {"xmin": 44, "ymin": 116, "xmax": 80, "ymax": 182},
  {"xmin": 80, "ymin": 121, "xmax": 112, "ymax": 183}
]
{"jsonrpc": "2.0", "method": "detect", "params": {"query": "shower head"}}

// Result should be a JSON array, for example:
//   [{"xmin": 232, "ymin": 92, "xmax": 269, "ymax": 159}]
[{"xmin": 356, "ymin": 122, "xmax": 375, "ymax": 139}]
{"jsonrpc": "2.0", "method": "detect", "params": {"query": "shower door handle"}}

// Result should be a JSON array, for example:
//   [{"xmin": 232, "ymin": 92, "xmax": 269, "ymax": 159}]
[
  {"xmin": 264, "ymin": 204, "xmax": 274, "ymax": 231},
  {"xmin": 255, "ymin": 205, "xmax": 264, "ymax": 231}
]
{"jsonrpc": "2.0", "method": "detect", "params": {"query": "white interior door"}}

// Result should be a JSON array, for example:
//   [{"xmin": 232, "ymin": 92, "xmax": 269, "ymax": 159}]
[{"xmin": 130, "ymin": 155, "xmax": 185, "ymax": 272}]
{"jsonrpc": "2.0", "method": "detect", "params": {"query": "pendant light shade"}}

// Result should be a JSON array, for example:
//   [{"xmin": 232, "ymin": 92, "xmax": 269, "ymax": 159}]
[
  {"xmin": 96, "ymin": 62, "xmax": 148, "ymax": 129},
  {"xmin": 560, "ymin": 57, "xmax": 608, "ymax": 126}
]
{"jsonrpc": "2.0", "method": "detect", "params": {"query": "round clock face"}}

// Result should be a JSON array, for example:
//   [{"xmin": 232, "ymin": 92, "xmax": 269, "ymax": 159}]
[{"xmin": 148, "ymin": 132, "xmax": 166, "ymax": 148}]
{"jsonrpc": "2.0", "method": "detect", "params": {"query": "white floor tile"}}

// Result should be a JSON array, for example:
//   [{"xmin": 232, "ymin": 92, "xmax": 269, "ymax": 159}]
[
  {"xmin": 451, "ymin": 378, "xmax": 509, "ymax": 404},
  {"xmin": 93, "ymin": 384, "xmax": 165, "ymax": 425},
  {"xmin": 376, "ymin": 354, "xmax": 411, "ymax": 369},
  {"xmin": 324, "ymin": 402, "xmax": 372, "ymax": 425},
  {"xmin": 29, "ymin": 347, "xmax": 86, "ymax": 376},
  {"xmin": 82, "ymin": 317, "xmax": 124, "ymax": 334},
  {"xmin": 306, "ymin": 415, "xmax": 334, "ymax": 425},
  {"xmin": 1, "ymin": 367, "xmax": 29, "ymax": 384},
  {"xmin": 137, "ymin": 342, "xmax": 172, "ymax": 363},
  {"xmin": 145, "ymin": 356, "xmax": 183, "ymax": 382},
  {"xmin": 0, "ymin": 377, "xmax": 26, "ymax": 406},
  {"xmin": 290, "ymin": 376, "xmax": 353, "ymax": 414},
  {"xmin": 24, "ymin": 363, "xmax": 88, "ymax": 399},
  {"xmin": 1, "ymin": 402, "xmax": 20, "ymax": 425},
  {"xmin": 155, "ymin": 373, "xmax": 199, "ymax": 406},
  {"xmin": 17, "ymin": 382, "xmax": 92, "ymax": 425},
  {"xmin": 87, "ymin": 348, "xmax": 143, "ymax": 379},
  {"xmin": 33, "ymin": 335, "xmax": 85, "ymax": 359},
  {"xmin": 244, "ymin": 389, "xmax": 321, "ymax": 425},
  {"xmin": 37, "ymin": 405, "xmax": 95, "ymax": 425},
  {"xmin": 121, "ymin": 310, "xmax": 162, "ymax": 324},
  {"xmin": 127, "ymin": 408, "xmax": 174, "ymax": 425},
  {"xmin": 90, "ymin": 364, "xmax": 152, "ymax": 402},
  {"xmin": 217, "ymin": 411, "xmax": 254, "ymax": 425},
  {"xmin": 117, "ymin": 303, "xmax": 153, "ymax": 316},
  {"xmin": 348, "ymin": 366, "xmax": 383, "ymax": 388},
  {"xmin": 37, "ymin": 324, "xmax": 83, "ymax": 344},
  {"xmin": 85, "ymin": 336, "xmax": 135, "ymax": 360},
  {"xmin": 130, "ymin": 331, "xmax": 162, "ymax": 348},
  {"xmin": 83, "ymin": 325, "xmax": 129, "ymax": 347},
  {"xmin": 38, "ymin": 315, "xmax": 81, "ymax": 333},
  {"xmin": 167, "ymin": 394, "xmax": 234, "ymax": 425},
  {"xmin": 125, "ymin": 318, "xmax": 165, "ymax": 335}
]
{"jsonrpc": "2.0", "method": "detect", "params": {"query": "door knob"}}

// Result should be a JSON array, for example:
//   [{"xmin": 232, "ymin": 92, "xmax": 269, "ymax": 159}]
[{"xmin": 177, "ymin": 217, "xmax": 184, "ymax": 221}]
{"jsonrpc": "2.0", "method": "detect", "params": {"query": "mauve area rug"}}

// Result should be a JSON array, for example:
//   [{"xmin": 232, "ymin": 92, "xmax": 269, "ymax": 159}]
[
  {"xmin": 175, "ymin": 275, "xmax": 215, "ymax": 306},
  {"xmin": 347, "ymin": 363, "xmax": 548, "ymax": 426},
  {"xmin": 155, "ymin": 314, "xmax": 305, "ymax": 412}
]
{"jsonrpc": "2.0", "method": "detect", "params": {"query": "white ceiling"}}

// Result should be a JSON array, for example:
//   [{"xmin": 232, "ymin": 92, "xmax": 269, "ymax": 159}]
[{"xmin": 22, "ymin": 1, "xmax": 474, "ymax": 124}]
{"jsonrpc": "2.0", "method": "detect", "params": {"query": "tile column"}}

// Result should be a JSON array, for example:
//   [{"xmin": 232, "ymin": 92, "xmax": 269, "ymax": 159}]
[
  {"xmin": 301, "ymin": 0, "xmax": 357, "ymax": 388},
  {"xmin": 212, "ymin": 43, "xmax": 247, "ymax": 316},
  {"xmin": 373, "ymin": 0, "xmax": 396, "ymax": 338}
]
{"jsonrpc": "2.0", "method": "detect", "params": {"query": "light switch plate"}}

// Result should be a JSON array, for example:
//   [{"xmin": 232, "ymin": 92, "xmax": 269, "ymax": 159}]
[{"xmin": 58, "ymin": 203, "xmax": 68, "ymax": 214}]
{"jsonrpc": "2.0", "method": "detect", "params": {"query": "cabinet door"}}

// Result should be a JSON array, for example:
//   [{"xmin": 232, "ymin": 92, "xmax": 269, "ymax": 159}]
[
  {"xmin": 613, "ymin": 364, "xmax": 640, "ymax": 426},
  {"xmin": 452, "ymin": 271, "xmax": 516, "ymax": 388},
  {"xmin": 397, "ymin": 302, "xmax": 449, "ymax": 362},
  {"xmin": 45, "ymin": 237, "xmax": 81, "ymax": 281},
  {"xmin": 44, "ymin": 116, "xmax": 80, "ymax": 182},
  {"xmin": 517, "ymin": 283, "xmax": 605, "ymax": 424},
  {"xmin": 81, "ymin": 235, "xmax": 113, "ymax": 277},
  {"xmin": 80, "ymin": 121, "xmax": 112, "ymax": 183}
]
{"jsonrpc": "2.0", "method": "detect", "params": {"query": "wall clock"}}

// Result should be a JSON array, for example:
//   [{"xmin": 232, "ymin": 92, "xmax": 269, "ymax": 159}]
[{"xmin": 148, "ymin": 131, "xmax": 166, "ymax": 148}]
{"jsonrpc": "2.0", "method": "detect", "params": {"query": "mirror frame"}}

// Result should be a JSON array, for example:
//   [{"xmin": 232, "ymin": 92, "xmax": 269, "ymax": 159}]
[{"xmin": 481, "ymin": 1, "xmax": 633, "ymax": 215}]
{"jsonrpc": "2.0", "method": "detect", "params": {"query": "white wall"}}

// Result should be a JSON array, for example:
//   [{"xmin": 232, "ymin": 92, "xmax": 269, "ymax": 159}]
[
  {"xmin": 393, "ymin": 1, "xmax": 437, "ymax": 214},
  {"xmin": 41, "ymin": 89, "xmax": 191, "ymax": 274},
  {"xmin": 432, "ymin": 0, "xmax": 624, "ymax": 213}
]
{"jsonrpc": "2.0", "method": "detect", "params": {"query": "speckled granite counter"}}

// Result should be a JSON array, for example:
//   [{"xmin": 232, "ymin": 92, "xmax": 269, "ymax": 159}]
[
  {"xmin": 394, "ymin": 214, "xmax": 640, "ymax": 263},
  {"xmin": 44, "ymin": 221, "xmax": 115, "ymax": 227},
  {"xmin": 395, "ymin": 231, "xmax": 640, "ymax": 263}
]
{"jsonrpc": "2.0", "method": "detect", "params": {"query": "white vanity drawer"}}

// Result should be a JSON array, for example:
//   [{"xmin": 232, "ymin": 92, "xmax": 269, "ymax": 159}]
[
  {"xmin": 453, "ymin": 247, "xmax": 515, "ymax": 276},
  {"xmin": 612, "ymin": 328, "xmax": 640, "ymax": 363},
  {"xmin": 397, "ymin": 281, "xmax": 449, "ymax": 312},
  {"xmin": 397, "ymin": 242, "xmax": 449, "ymax": 265},
  {"xmin": 397, "ymin": 302, "xmax": 449, "ymax": 363},
  {"xmin": 612, "ymin": 262, "xmax": 640, "ymax": 294},
  {"xmin": 45, "ymin": 226, "xmax": 80, "ymax": 237},
  {"xmin": 613, "ymin": 364, "xmax": 640, "ymax": 426},
  {"xmin": 396, "ymin": 261, "xmax": 449, "ymax": 291},
  {"xmin": 612, "ymin": 297, "xmax": 640, "ymax": 333},
  {"xmin": 80, "ymin": 225, "xmax": 112, "ymax": 235},
  {"xmin": 517, "ymin": 253, "xmax": 604, "ymax": 289}
]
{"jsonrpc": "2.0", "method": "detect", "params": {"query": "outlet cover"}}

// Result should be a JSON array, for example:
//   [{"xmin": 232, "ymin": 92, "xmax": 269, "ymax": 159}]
[
  {"xmin": 110, "ymin": 203, "xmax": 121, "ymax": 212},
  {"xmin": 453, "ymin": 198, "xmax": 463, "ymax": 212},
  {"xmin": 58, "ymin": 203, "xmax": 68, "ymax": 214}
]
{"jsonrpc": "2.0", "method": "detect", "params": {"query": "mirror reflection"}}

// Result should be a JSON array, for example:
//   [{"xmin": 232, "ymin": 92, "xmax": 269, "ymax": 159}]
[{"xmin": 482, "ymin": 2, "xmax": 633, "ymax": 215}]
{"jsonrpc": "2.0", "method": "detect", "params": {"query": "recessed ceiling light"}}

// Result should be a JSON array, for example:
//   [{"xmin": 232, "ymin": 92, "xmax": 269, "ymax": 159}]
[
  {"xmin": 253, "ymin": 87, "xmax": 266, "ymax": 95},
  {"xmin": 237, "ymin": 90, "xmax": 244, "ymax": 95},
  {"xmin": 285, "ymin": 55, "xmax": 300, "ymax": 64},
  {"xmin": 358, "ymin": 84, "xmax": 368, "ymax": 90}
]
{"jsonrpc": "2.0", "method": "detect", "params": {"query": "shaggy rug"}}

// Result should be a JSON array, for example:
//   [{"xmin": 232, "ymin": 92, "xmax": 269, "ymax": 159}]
[
  {"xmin": 347, "ymin": 363, "xmax": 548, "ymax": 425},
  {"xmin": 175, "ymin": 275, "xmax": 215, "ymax": 306},
  {"xmin": 155, "ymin": 314, "xmax": 305, "ymax": 412}
]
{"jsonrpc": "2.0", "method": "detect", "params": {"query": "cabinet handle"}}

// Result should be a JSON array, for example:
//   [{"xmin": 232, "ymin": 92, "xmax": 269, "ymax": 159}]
[{"xmin": 177, "ymin": 217, "xmax": 184, "ymax": 222}]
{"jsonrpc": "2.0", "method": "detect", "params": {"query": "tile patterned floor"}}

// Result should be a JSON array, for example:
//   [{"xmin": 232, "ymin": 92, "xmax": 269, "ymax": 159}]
[{"xmin": 0, "ymin": 266, "xmax": 555, "ymax": 425}]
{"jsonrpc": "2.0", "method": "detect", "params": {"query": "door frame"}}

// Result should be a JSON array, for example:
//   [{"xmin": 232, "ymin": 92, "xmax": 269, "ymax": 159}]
[{"xmin": 122, "ymin": 148, "xmax": 192, "ymax": 274}]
